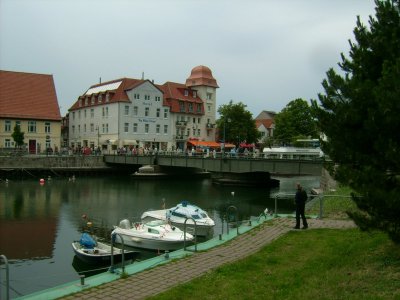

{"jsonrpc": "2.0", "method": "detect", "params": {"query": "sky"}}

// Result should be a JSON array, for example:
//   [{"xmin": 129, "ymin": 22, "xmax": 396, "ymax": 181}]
[{"xmin": 0, "ymin": 0, "xmax": 377, "ymax": 117}]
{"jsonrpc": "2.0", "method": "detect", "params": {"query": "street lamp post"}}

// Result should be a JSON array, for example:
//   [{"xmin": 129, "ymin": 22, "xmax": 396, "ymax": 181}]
[{"xmin": 222, "ymin": 118, "xmax": 231, "ymax": 157}]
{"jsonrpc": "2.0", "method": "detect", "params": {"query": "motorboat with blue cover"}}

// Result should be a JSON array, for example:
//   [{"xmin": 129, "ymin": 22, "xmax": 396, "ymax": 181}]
[
  {"xmin": 72, "ymin": 233, "xmax": 139, "ymax": 264},
  {"xmin": 141, "ymin": 201, "xmax": 215, "ymax": 236}
]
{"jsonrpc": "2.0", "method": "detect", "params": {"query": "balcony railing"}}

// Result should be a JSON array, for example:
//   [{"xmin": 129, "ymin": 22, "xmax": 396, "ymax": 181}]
[{"xmin": 176, "ymin": 121, "xmax": 188, "ymax": 127}]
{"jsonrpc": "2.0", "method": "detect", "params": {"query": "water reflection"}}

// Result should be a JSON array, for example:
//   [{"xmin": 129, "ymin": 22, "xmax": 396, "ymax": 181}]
[{"xmin": 0, "ymin": 175, "xmax": 319, "ymax": 298}]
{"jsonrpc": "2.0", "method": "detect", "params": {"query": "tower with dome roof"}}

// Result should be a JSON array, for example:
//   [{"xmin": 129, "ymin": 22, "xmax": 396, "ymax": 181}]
[{"xmin": 185, "ymin": 65, "xmax": 219, "ymax": 141}]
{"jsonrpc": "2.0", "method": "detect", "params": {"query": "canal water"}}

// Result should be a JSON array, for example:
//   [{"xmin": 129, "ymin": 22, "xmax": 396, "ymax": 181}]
[{"xmin": 0, "ymin": 175, "xmax": 319, "ymax": 298}]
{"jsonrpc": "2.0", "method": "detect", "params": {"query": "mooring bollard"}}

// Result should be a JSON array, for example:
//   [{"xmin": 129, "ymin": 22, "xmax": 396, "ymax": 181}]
[{"xmin": 80, "ymin": 275, "xmax": 85, "ymax": 286}]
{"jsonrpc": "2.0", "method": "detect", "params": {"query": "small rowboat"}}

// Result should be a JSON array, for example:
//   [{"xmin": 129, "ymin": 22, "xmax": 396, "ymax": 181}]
[{"xmin": 72, "ymin": 233, "xmax": 139, "ymax": 264}]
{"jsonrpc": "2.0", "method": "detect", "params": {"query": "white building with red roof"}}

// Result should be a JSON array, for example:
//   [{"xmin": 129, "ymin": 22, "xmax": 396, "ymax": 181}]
[
  {"xmin": 68, "ymin": 66, "xmax": 218, "ymax": 152},
  {"xmin": 255, "ymin": 110, "xmax": 276, "ymax": 143},
  {"xmin": 0, "ymin": 70, "xmax": 62, "ymax": 154}
]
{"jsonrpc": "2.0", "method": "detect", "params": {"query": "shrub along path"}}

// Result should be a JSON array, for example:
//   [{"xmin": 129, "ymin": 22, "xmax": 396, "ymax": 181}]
[{"xmin": 61, "ymin": 217, "xmax": 356, "ymax": 300}]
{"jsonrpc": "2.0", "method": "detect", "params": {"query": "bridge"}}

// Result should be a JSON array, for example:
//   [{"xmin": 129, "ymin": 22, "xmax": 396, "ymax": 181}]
[{"xmin": 103, "ymin": 154, "xmax": 323, "ymax": 176}]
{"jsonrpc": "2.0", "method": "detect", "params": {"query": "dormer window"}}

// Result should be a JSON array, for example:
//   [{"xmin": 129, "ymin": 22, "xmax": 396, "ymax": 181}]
[
  {"xmin": 79, "ymin": 99, "xmax": 82, "ymax": 107},
  {"xmin": 85, "ymin": 97, "xmax": 88, "ymax": 106},
  {"xmin": 184, "ymin": 90, "xmax": 189, "ymax": 97},
  {"xmin": 106, "ymin": 93, "xmax": 110, "ymax": 102},
  {"xmin": 193, "ymin": 91, "xmax": 197, "ymax": 97},
  {"xmin": 98, "ymin": 94, "xmax": 102, "ymax": 103},
  {"xmin": 91, "ymin": 95, "xmax": 95, "ymax": 105}
]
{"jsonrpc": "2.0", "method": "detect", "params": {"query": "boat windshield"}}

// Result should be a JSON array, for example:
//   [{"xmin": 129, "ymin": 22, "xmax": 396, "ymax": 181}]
[{"xmin": 191, "ymin": 214, "xmax": 201, "ymax": 220}]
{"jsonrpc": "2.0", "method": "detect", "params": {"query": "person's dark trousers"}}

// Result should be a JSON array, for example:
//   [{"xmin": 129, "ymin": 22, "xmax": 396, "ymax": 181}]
[{"xmin": 295, "ymin": 203, "xmax": 308, "ymax": 228}]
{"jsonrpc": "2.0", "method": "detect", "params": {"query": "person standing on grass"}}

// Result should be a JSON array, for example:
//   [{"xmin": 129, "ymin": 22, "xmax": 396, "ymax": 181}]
[{"xmin": 294, "ymin": 183, "xmax": 308, "ymax": 229}]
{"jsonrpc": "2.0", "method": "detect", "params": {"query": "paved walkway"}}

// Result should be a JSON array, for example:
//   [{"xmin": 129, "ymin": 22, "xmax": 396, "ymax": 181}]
[{"xmin": 61, "ymin": 217, "xmax": 355, "ymax": 300}]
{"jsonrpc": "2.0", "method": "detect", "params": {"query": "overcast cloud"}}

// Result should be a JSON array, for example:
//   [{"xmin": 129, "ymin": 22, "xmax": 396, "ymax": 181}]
[{"xmin": 0, "ymin": 0, "xmax": 376, "ymax": 117}]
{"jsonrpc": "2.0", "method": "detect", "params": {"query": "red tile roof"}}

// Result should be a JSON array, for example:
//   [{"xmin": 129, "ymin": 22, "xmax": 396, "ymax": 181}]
[
  {"xmin": 256, "ymin": 119, "xmax": 274, "ymax": 129},
  {"xmin": 159, "ymin": 81, "xmax": 204, "ymax": 115},
  {"xmin": 68, "ymin": 78, "xmax": 164, "ymax": 111},
  {"xmin": 0, "ymin": 70, "xmax": 61, "ymax": 120}
]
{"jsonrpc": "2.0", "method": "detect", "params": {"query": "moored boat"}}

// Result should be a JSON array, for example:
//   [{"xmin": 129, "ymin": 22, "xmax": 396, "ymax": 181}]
[
  {"xmin": 112, "ymin": 219, "xmax": 194, "ymax": 251},
  {"xmin": 72, "ymin": 233, "xmax": 139, "ymax": 264},
  {"xmin": 141, "ymin": 201, "xmax": 215, "ymax": 236}
]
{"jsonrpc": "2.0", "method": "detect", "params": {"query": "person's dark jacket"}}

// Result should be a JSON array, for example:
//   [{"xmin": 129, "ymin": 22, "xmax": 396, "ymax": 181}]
[{"xmin": 295, "ymin": 189, "xmax": 308, "ymax": 205}]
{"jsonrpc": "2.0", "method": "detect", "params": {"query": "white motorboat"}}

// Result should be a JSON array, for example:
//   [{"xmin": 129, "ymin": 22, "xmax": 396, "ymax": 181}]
[
  {"xmin": 141, "ymin": 201, "xmax": 215, "ymax": 236},
  {"xmin": 111, "ymin": 219, "xmax": 194, "ymax": 251}
]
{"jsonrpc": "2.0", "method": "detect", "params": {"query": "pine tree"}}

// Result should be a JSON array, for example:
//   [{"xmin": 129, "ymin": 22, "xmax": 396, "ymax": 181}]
[
  {"xmin": 312, "ymin": 0, "xmax": 400, "ymax": 242},
  {"xmin": 11, "ymin": 125, "xmax": 25, "ymax": 148}
]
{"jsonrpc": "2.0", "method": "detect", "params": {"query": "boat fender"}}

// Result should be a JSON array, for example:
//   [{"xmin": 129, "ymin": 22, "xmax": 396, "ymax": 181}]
[{"xmin": 172, "ymin": 226, "xmax": 176, "ymax": 231}]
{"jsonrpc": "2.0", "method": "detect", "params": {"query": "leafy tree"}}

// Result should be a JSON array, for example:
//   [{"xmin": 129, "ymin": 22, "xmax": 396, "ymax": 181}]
[
  {"xmin": 311, "ymin": 1, "xmax": 400, "ymax": 242},
  {"xmin": 11, "ymin": 125, "xmax": 25, "ymax": 148},
  {"xmin": 216, "ymin": 100, "xmax": 260, "ymax": 146},
  {"xmin": 273, "ymin": 98, "xmax": 318, "ymax": 145}
]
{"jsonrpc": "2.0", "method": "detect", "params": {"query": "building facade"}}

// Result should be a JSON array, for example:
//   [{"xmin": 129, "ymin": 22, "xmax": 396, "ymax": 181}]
[
  {"xmin": 0, "ymin": 70, "xmax": 62, "ymax": 154},
  {"xmin": 255, "ymin": 110, "xmax": 276, "ymax": 143},
  {"xmin": 68, "ymin": 65, "xmax": 219, "ymax": 152}
]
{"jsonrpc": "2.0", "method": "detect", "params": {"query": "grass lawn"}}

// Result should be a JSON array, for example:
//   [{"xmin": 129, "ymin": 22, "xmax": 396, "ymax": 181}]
[{"xmin": 147, "ymin": 228, "xmax": 400, "ymax": 300}]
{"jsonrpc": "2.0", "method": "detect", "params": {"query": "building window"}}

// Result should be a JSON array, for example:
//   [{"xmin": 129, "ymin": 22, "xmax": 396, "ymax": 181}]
[
  {"xmin": 145, "ymin": 124, "xmax": 149, "ymax": 133},
  {"xmin": 45, "ymin": 122, "xmax": 51, "ymax": 133},
  {"xmin": 84, "ymin": 124, "xmax": 87, "ymax": 132},
  {"xmin": 79, "ymin": 99, "xmax": 82, "ymax": 107},
  {"xmin": 134, "ymin": 93, "xmax": 140, "ymax": 99},
  {"xmin": 164, "ymin": 125, "xmax": 168, "ymax": 134},
  {"xmin": 188, "ymin": 103, "xmax": 193, "ymax": 112},
  {"xmin": 208, "ymin": 105, "xmax": 211, "ymax": 113},
  {"xmin": 207, "ymin": 93, "xmax": 212, "ymax": 100},
  {"xmin": 98, "ymin": 94, "xmax": 102, "ymax": 103},
  {"xmin": 197, "ymin": 129, "xmax": 201, "ymax": 136},
  {"xmin": 133, "ymin": 123, "xmax": 138, "ymax": 133},
  {"xmin": 5, "ymin": 139, "xmax": 11, "ymax": 148},
  {"xmin": 106, "ymin": 107, "xmax": 109, "ymax": 117},
  {"xmin": 28, "ymin": 121, "xmax": 36, "ymax": 133},
  {"xmin": 133, "ymin": 106, "xmax": 138, "ymax": 116},
  {"xmin": 91, "ymin": 109, "xmax": 94, "ymax": 118},
  {"xmin": 192, "ymin": 128, "xmax": 196, "ymax": 135},
  {"xmin": 78, "ymin": 125, "xmax": 81, "ymax": 133},
  {"xmin": 198, "ymin": 117, "xmax": 201, "ymax": 123},
  {"xmin": 15, "ymin": 121, "xmax": 21, "ymax": 129},
  {"xmin": 156, "ymin": 108, "xmax": 160, "ymax": 117},
  {"xmin": 156, "ymin": 124, "xmax": 160, "ymax": 134},
  {"xmin": 72, "ymin": 112, "xmax": 75, "ymax": 120},
  {"xmin": 84, "ymin": 109, "xmax": 87, "ymax": 118},
  {"xmin": 91, "ymin": 95, "xmax": 95, "ymax": 105},
  {"xmin": 193, "ymin": 91, "xmax": 197, "ymax": 97},
  {"xmin": 144, "ymin": 95, "xmax": 150, "ymax": 100},
  {"xmin": 193, "ymin": 118, "xmax": 196, "ymax": 123},
  {"xmin": 186, "ymin": 128, "xmax": 190, "ymax": 136},
  {"xmin": 72, "ymin": 125, "xmax": 75, "ymax": 134},
  {"xmin": 124, "ymin": 123, "xmax": 129, "ymax": 133},
  {"xmin": 102, "ymin": 124, "xmax": 105, "ymax": 133},
  {"xmin": 106, "ymin": 93, "xmax": 110, "ymax": 102},
  {"xmin": 145, "ymin": 107, "xmax": 149, "ymax": 117},
  {"xmin": 90, "ymin": 123, "xmax": 94, "ymax": 133},
  {"xmin": 197, "ymin": 104, "xmax": 201, "ymax": 113},
  {"xmin": 85, "ymin": 98, "xmax": 88, "ymax": 106},
  {"xmin": 164, "ymin": 109, "xmax": 168, "ymax": 118},
  {"xmin": 179, "ymin": 101, "xmax": 185, "ymax": 112},
  {"xmin": 124, "ymin": 105, "xmax": 129, "ymax": 116},
  {"xmin": 79, "ymin": 111, "xmax": 81, "ymax": 119},
  {"xmin": 5, "ymin": 120, "xmax": 11, "ymax": 132},
  {"xmin": 106, "ymin": 123, "xmax": 109, "ymax": 133},
  {"xmin": 155, "ymin": 96, "xmax": 161, "ymax": 101},
  {"xmin": 184, "ymin": 90, "xmax": 189, "ymax": 96}
]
